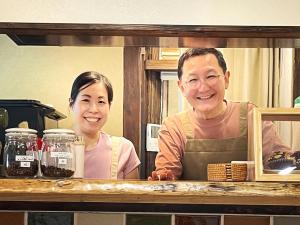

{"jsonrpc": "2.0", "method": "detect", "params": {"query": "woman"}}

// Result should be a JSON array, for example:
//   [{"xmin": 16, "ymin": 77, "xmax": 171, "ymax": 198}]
[{"xmin": 69, "ymin": 71, "xmax": 140, "ymax": 179}]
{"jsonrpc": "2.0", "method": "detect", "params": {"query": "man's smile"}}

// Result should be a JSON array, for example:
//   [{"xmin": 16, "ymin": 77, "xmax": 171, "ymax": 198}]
[{"xmin": 196, "ymin": 93, "xmax": 215, "ymax": 100}]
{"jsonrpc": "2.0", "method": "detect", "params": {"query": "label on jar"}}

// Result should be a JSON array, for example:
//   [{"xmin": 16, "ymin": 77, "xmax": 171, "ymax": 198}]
[
  {"xmin": 20, "ymin": 161, "xmax": 31, "ymax": 167},
  {"xmin": 15, "ymin": 155, "xmax": 34, "ymax": 162},
  {"xmin": 50, "ymin": 152, "xmax": 73, "ymax": 158},
  {"xmin": 58, "ymin": 158, "xmax": 67, "ymax": 165}
]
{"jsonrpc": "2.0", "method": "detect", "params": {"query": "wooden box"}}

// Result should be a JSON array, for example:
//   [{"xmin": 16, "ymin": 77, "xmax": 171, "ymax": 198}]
[{"xmin": 252, "ymin": 107, "xmax": 300, "ymax": 181}]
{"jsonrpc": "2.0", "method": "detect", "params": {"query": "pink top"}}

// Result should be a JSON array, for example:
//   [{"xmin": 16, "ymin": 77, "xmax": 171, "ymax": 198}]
[
  {"xmin": 84, "ymin": 132, "xmax": 140, "ymax": 179},
  {"xmin": 155, "ymin": 101, "xmax": 291, "ymax": 179}
]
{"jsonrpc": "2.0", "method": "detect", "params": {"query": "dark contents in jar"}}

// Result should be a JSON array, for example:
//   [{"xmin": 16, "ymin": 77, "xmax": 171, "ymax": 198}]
[
  {"xmin": 5, "ymin": 142, "xmax": 27, "ymax": 162},
  {"xmin": 41, "ymin": 165, "xmax": 74, "ymax": 178},
  {"xmin": 6, "ymin": 160, "xmax": 38, "ymax": 177}
]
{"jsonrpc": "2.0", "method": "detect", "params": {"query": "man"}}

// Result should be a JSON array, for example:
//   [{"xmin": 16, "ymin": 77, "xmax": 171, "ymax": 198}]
[{"xmin": 149, "ymin": 48, "xmax": 290, "ymax": 181}]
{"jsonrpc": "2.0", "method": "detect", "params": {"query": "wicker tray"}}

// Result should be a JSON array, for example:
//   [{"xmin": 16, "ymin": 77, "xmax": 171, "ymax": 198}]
[{"xmin": 207, "ymin": 163, "xmax": 247, "ymax": 181}]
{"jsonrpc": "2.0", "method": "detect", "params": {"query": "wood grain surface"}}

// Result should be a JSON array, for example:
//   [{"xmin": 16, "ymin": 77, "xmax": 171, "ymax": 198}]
[{"xmin": 0, "ymin": 179, "xmax": 299, "ymax": 206}]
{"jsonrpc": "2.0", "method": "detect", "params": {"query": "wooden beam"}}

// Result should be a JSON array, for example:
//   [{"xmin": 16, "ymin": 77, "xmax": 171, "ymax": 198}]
[
  {"xmin": 123, "ymin": 47, "xmax": 146, "ymax": 175},
  {"xmin": 294, "ymin": 49, "xmax": 300, "ymax": 101},
  {"xmin": 145, "ymin": 60, "xmax": 177, "ymax": 71},
  {"xmin": 3, "ymin": 23, "xmax": 300, "ymax": 47},
  {"xmin": 2, "ymin": 23, "xmax": 300, "ymax": 38}
]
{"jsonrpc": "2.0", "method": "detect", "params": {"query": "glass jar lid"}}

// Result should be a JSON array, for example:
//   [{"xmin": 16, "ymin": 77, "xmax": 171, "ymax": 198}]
[
  {"xmin": 43, "ymin": 129, "xmax": 75, "ymax": 134},
  {"xmin": 43, "ymin": 129, "xmax": 75, "ymax": 138},
  {"xmin": 5, "ymin": 128, "xmax": 37, "ymax": 137},
  {"xmin": 5, "ymin": 128, "xmax": 37, "ymax": 134}
]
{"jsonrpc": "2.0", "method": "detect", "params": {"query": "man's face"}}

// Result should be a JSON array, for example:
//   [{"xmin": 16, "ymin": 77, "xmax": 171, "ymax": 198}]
[{"xmin": 178, "ymin": 54, "xmax": 230, "ymax": 119}]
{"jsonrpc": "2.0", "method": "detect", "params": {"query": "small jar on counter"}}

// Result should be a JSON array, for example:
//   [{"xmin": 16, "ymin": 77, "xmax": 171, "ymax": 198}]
[
  {"xmin": 3, "ymin": 128, "xmax": 39, "ymax": 178},
  {"xmin": 41, "ymin": 129, "xmax": 76, "ymax": 178}
]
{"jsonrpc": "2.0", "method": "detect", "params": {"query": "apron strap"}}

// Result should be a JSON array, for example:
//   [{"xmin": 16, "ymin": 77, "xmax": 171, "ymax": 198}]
[
  {"xmin": 239, "ymin": 102, "xmax": 248, "ymax": 136},
  {"xmin": 111, "ymin": 136, "xmax": 122, "ymax": 179}
]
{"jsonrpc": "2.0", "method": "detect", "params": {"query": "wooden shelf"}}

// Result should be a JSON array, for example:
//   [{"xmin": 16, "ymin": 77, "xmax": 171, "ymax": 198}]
[{"xmin": 145, "ymin": 60, "xmax": 177, "ymax": 71}]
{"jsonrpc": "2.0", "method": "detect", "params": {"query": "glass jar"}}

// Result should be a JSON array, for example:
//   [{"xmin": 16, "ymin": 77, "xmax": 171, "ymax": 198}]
[
  {"xmin": 3, "ymin": 128, "xmax": 39, "ymax": 178},
  {"xmin": 41, "ymin": 129, "xmax": 76, "ymax": 178}
]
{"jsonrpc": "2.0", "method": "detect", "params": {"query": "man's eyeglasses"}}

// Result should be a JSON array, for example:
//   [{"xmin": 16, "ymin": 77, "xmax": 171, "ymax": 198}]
[{"xmin": 184, "ymin": 74, "xmax": 223, "ymax": 89}]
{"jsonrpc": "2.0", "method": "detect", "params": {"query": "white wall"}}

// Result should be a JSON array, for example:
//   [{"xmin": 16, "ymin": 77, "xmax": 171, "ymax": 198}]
[
  {"xmin": 0, "ymin": 0, "xmax": 300, "ymax": 25},
  {"xmin": 0, "ymin": 34, "xmax": 124, "ymax": 136}
]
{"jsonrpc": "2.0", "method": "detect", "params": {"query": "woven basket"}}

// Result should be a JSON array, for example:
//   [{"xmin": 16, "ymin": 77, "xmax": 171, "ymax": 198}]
[{"xmin": 207, "ymin": 163, "xmax": 247, "ymax": 181}]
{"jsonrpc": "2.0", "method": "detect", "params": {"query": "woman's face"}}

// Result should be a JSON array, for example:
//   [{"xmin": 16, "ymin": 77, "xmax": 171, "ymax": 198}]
[
  {"xmin": 71, "ymin": 81, "xmax": 110, "ymax": 136},
  {"xmin": 178, "ymin": 54, "xmax": 230, "ymax": 119}
]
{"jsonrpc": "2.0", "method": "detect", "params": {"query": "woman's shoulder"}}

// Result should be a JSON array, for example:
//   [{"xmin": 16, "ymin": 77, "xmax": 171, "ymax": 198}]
[
  {"xmin": 114, "ymin": 136, "xmax": 139, "ymax": 162},
  {"xmin": 108, "ymin": 135, "xmax": 135, "ymax": 151},
  {"xmin": 100, "ymin": 131, "xmax": 135, "ymax": 148},
  {"xmin": 119, "ymin": 136, "xmax": 134, "ymax": 148}
]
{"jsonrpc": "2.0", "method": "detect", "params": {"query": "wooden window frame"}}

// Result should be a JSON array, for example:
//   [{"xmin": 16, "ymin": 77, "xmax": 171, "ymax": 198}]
[{"xmin": 253, "ymin": 107, "xmax": 300, "ymax": 181}]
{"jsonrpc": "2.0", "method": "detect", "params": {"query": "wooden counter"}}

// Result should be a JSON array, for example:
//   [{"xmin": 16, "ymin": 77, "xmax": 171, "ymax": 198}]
[{"xmin": 1, "ymin": 179, "xmax": 300, "ymax": 214}]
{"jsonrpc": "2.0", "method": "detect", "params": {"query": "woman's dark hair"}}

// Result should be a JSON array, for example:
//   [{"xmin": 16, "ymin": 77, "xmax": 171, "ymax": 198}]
[
  {"xmin": 69, "ymin": 71, "xmax": 113, "ymax": 107},
  {"xmin": 177, "ymin": 48, "xmax": 227, "ymax": 79}
]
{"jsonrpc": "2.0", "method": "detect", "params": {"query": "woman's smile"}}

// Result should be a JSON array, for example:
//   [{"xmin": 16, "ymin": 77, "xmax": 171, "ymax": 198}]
[{"xmin": 84, "ymin": 116, "xmax": 101, "ymax": 123}]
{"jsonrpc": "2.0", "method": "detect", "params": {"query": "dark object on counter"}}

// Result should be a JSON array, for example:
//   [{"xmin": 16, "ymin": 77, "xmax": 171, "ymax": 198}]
[
  {"xmin": 41, "ymin": 165, "xmax": 74, "ymax": 178},
  {"xmin": 291, "ymin": 151, "xmax": 300, "ymax": 169},
  {"xmin": 267, "ymin": 151, "xmax": 295, "ymax": 170},
  {"xmin": 3, "ymin": 128, "xmax": 39, "ymax": 178},
  {"xmin": 0, "ymin": 99, "xmax": 66, "ymax": 166},
  {"xmin": 0, "ymin": 108, "xmax": 8, "ymax": 169},
  {"xmin": 0, "ymin": 108, "xmax": 8, "ymax": 130}
]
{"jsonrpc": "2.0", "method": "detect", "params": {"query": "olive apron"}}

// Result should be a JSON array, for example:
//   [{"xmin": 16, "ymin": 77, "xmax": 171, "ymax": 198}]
[{"xmin": 180, "ymin": 103, "xmax": 248, "ymax": 180}]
